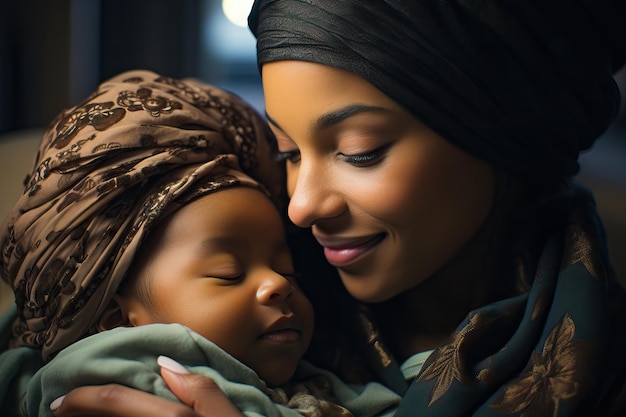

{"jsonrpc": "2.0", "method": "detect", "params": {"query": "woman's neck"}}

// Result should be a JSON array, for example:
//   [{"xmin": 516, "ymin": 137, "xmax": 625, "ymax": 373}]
[{"xmin": 370, "ymin": 237, "xmax": 502, "ymax": 360}]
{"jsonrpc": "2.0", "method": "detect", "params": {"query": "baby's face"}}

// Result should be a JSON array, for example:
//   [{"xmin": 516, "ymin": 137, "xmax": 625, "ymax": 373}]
[{"xmin": 122, "ymin": 187, "xmax": 314, "ymax": 387}]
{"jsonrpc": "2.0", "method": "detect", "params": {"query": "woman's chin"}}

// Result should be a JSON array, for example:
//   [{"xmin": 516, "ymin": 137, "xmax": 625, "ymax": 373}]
[{"xmin": 339, "ymin": 275, "xmax": 398, "ymax": 304}]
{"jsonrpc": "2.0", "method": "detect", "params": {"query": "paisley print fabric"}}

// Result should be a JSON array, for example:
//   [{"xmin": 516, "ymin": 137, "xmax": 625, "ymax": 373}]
[{"xmin": 0, "ymin": 70, "xmax": 284, "ymax": 361}]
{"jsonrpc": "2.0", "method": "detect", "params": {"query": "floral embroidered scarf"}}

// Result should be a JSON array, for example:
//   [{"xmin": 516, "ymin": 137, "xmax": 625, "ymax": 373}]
[
  {"xmin": 401, "ymin": 196, "xmax": 626, "ymax": 417},
  {"xmin": 0, "ymin": 70, "xmax": 284, "ymax": 361}
]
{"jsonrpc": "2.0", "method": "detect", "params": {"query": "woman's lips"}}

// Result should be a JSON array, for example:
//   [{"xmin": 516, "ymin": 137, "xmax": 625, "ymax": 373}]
[{"xmin": 320, "ymin": 233, "xmax": 386, "ymax": 267}]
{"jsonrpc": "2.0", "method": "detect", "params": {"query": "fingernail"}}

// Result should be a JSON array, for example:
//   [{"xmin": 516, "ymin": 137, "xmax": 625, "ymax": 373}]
[
  {"xmin": 50, "ymin": 395, "xmax": 65, "ymax": 411},
  {"xmin": 157, "ymin": 355, "xmax": 190, "ymax": 374}
]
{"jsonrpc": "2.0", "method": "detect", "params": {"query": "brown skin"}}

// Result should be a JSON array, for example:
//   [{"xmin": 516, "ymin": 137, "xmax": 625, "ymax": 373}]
[
  {"xmin": 52, "ymin": 372, "xmax": 243, "ymax": 417},
  {"xmin": 369, "ymin": 188, "xmax": 515, "ymax": 359},
  {"xmin": 54, "ymin": 188, "xmax": 314, "ymax": 417},
  {"xmin": 54, "ymin": 62, "xmax": 519, "ymax": 416},
  {"xmin": 263, "ymin": 61, "xmax": 504, "ymax": 359},
  {"xmin": 115, "ymin": 187, "xmax": 314, "ymax": 387}
]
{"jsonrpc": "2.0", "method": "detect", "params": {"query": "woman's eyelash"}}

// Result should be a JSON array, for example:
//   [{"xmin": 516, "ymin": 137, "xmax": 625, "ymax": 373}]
[
  {"xmin": 340, "ymin": 144, "xmax": 391, "ymax": 166},
  {"xmin": 274, "ymin": 150, "xmax": 301, "ymax": 163},
  {"xmin": 274, "ymin": 144, "xmax": 390, "ymax": 165}
]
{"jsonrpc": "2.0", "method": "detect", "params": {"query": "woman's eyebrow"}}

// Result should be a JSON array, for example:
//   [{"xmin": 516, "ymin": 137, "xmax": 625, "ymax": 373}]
[
  {"xmin": 265, "ymin": 103, "xmax": 389, "ymax": 133},
  {"xmin": 315, "ymin": 104, "xmax": 388, "ymax": 129}
]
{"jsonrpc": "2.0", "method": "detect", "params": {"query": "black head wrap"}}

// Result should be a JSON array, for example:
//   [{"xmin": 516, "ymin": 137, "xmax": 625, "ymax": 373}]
[{"xmin": 249, "ymin": 0, "xmax": 626, "ymax": 178}]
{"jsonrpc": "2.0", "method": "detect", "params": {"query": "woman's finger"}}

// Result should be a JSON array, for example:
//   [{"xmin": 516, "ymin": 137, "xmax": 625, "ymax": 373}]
[
  {"xmin": 51, "ymin": 384, "xmax": 198, "ymax": 417},
  {"xmin": 52, "ymin": 357, "xmax": 245, "ymax": 417},
  {"xmin": 159, "ymin": 356, "xmax": 245, "ymax": 417}
]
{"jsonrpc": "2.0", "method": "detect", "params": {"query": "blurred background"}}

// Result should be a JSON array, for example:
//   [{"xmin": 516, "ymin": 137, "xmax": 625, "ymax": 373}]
[
  {"xmin": 1, "ymin": 0, "xmax": 625, "ymax": 311},
  {"xmin": 0, "ymin": 0, "xmax": 264, "ymax": 130}
]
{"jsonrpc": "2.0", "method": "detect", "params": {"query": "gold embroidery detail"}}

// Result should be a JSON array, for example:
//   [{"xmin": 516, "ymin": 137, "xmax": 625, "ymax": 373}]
[
  {"xmin": 491, "ymin": 315, "xmax": 591, "ymax": 417},
  {"xmin": 417, "ymin": 314, "xmax": 480, "ymax": 405},
  {"xmin": 561, "ymin": 222, "xmax": 603, "ymax": 281},
  {"xmin": 531, "ymin": 288, "xmax": 550, "ymax": 321},
  {"xmin": 268, "ymin": 375, "xmax": 354, "ymax": 417},
  {"xmin": 357, "ymin": 309, "xmax": 393, "ymax": 368},
  {"xmin": 373, "ymin": 340, "xmax": 392, "ymax": 367},
  {"xmin": 476, "ymin": 367, "xmax": 494, "ymax": 385}
]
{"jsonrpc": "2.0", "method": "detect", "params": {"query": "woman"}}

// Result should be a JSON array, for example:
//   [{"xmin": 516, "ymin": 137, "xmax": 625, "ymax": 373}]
[{"xmin": 28, "ymin": 0, "xmax": 626, "ymax": 416}]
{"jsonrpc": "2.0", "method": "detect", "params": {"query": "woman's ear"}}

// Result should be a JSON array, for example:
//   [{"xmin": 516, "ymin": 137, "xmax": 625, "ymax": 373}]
[{"xmin": 97, "ymin": 295, "xmax": 131, "ymax": 332}]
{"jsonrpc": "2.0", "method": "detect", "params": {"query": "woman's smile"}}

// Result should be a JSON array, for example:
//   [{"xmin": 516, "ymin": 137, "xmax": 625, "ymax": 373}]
[{"xmin": 317, "ymin": 233, "xmax": 387, "ymax": 267}]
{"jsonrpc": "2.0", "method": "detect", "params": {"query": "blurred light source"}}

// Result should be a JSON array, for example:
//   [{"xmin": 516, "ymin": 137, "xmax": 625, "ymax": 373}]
[
  {"xmin": 203, "ymin": 0, "xmax": 256, "ymax": 61},
  {"xmin": 222, "ymin": 0, "xmax": 254, "ymax": 27},
  {"xmin": 200, "ymin": 0, "xmax": 263, "ymax": 111}
]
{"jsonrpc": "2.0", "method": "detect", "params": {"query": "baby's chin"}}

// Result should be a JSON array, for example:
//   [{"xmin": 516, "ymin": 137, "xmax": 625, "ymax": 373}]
[{"xmin": 255, "ymin": 353, "xmax": 303, "ymax": 388}]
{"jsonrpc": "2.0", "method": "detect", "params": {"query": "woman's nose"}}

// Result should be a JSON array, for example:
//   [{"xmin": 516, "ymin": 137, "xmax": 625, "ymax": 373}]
[
  {"xmin": 256, "ymin": 271, "xmax": 294, "ymax": 306},
  {"xmin": 287, "ymin": 162, "xmax": 345, "ymax": 228}
]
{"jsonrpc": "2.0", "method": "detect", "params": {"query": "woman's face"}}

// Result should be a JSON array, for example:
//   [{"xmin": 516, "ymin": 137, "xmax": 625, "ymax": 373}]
[{"xmin": 262, "ymin": 61, "xmax": 496, "ymax": 303}]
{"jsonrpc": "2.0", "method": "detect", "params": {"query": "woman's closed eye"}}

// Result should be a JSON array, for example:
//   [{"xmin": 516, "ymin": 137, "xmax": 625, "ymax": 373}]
[{"xmin": 339, "ymin": 143, "xmax": 391, "ymax": 167}]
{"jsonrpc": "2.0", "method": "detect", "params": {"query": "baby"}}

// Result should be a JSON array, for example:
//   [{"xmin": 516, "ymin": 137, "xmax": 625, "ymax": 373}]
[{"xmin": 0, "ymin": 70, "xmax": 399, "ymax": 417}]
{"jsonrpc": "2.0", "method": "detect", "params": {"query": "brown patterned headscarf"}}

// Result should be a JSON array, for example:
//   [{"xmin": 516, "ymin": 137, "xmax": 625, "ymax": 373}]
[{"xmin": 0, "ymin": 70, "xmax": 284, "ymax": 361}]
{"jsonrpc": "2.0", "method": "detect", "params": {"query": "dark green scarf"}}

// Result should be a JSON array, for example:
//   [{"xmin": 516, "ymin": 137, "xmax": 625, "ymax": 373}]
[{"xmin": 345, "ymin": 183, "xmax": 626, "ymax": 417}]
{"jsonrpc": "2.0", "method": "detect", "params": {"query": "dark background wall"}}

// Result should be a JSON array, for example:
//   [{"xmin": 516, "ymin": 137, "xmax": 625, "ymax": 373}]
[
  {"xmin": 0, "ymin": 0, "xmax": 261, "ymax": 134},
  {"xmin": 1, "ymin": 1, "xmax": 74, "ymax": 132}
]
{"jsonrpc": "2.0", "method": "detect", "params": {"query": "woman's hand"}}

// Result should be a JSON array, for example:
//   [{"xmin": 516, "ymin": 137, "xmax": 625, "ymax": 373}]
[{"xmin": 52, "ymin": 357, "xmax": 245, "ymax": 417}]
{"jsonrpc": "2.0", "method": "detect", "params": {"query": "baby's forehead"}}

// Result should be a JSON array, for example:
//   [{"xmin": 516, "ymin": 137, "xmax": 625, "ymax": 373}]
[{"xmin": 173, "ymin": 184, "xmax": 280, "ymax": 228}]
